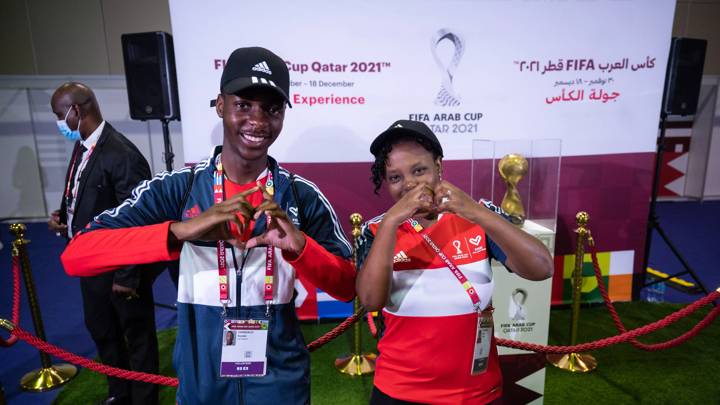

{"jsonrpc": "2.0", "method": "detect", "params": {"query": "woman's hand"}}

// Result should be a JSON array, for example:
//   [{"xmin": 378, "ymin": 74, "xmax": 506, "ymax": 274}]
[
  {"xmin": 434, "ymin": 180, "xmax": 480, "ymax": 221},
  {"xmin": 384, "ymin": 183, "xmax": 437, "ymax": 226},
  {"xmin": 433, "ymin": 180, "xmax": 553, "ymax": 281}
]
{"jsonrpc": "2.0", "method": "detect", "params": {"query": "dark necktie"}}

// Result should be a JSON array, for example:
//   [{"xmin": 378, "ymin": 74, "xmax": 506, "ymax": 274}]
[{"xmin": 66, "ymin": 143, "xmax": 88, "ymax": 209}]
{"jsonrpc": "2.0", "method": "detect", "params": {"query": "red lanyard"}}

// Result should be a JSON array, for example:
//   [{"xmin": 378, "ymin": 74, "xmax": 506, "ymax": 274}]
[
  {"xmin": 262, "ymin": 176, "xmax": 275, "ymax": 303},
  {"xmin": 406, "ymin": 218, "xmax": 481, "ymax": 309},
  {"xmin": 213, "ymin": 154, "xmax": 275, "ymax": 310},
  {"xmin": 65, "ymin": 144, "xmax": 95, "ymax": 205}
]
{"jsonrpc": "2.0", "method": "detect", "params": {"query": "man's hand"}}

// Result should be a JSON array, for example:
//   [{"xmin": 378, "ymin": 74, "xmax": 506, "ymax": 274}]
[
  {"xmin": 245, "ymin": 182, "xmax": 306, "ymax": 255},
  {"xmin": 48, "ymin": 209, "xmax": 68, "ymax": 237},
  {"xmin": 112, "ymin": 283, "xmax": 139, "ymax": 300},
  {"xmin": 169, "ymin": 186, "xmax": 259, "ymax": 247}
]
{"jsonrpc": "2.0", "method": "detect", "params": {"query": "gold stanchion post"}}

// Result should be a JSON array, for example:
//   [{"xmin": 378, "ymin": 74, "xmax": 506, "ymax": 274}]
[
  {"xmin": 335, "ymin": 213, "xmax": 377, "ymax": 375},
  {"xmin": 10, "ymin": 224, "xmax": 77, "ymax": 391},
  {"xmin": 547, "ymin": 212, "xmax": 598, "ymax": 373}
]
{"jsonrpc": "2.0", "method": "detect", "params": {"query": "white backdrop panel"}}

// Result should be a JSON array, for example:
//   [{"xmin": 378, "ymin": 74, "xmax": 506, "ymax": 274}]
[{"xmin": 169, "ymin": 0, "xmax": 675, "ymax": 163}]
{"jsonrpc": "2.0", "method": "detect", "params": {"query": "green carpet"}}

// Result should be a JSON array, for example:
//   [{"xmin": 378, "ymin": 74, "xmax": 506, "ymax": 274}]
[
  {"xmin": 545, "ymin": 301, "xmax": 719, "ymax": 404},
  {"xmin": 54, "ymin": 301, "xmax": 719, "ymax": 404}
]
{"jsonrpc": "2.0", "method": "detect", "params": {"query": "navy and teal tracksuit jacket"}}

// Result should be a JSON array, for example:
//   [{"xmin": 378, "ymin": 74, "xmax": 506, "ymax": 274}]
[{"xmin": 61, "ymin": 146, "xmax": 356, "ymax": 404}]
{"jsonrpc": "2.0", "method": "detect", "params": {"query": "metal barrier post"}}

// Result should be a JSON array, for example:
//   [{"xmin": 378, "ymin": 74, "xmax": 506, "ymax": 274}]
[
  {"xmin": 335, "ymin": 214, "xmax": 377, "ymax": 375},
  {"xmin": 10, "ymin": 224, "xmax": 77, "ymax": 391},
  {"xmin": 547, "ymin": 212, "xmax": 598, "ymax": 373}
]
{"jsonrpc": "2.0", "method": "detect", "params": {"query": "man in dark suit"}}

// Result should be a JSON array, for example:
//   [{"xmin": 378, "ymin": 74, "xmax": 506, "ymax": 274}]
[{"xmin": 47, "ymin": 82, "xmax": 159, "ymax": 405}]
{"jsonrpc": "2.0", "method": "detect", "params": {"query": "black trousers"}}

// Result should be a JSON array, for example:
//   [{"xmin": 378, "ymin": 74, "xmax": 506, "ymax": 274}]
[
  {"xmin": 80, "ymin": 271, "xmax": 159, "ymax": 405},
  {"xmin": 370, "ymin": 386, "xmax": 504, "ymax": 405},
  {"xmin": 370, "ymin": 387, "xmax": 425, "ymax": 405}
]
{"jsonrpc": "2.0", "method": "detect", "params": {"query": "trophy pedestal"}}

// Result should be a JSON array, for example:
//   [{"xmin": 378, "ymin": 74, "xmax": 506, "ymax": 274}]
[
  {"xmin": 491, "ymin": 219, "xmax": 555, "ymax": 400},
  {"xmin": 492, "ymin": 219, "xmax": 555, "ymax": 356}
]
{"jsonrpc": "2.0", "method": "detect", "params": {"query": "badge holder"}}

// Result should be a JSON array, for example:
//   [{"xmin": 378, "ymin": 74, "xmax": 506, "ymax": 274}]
[
  {"xmin": 220, "ymin": 319, "xmax": 269, "ymax": 377},
  {"xmin": 471, "ymin": 307, "xmax": 494, "ymax": 375}
]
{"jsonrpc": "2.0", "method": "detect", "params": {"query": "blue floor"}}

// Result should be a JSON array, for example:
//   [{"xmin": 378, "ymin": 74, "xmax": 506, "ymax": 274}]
[
  {"xmin": 0, "ymin": 221, "xmax": 177, "ymax": 405},
  {"xmin": 1, "ymin": 200, "xmax": 718, "ymax": 404},
  {"xmin": 644, "ymin": 200, "xmax": 720, "ymax": 304}
]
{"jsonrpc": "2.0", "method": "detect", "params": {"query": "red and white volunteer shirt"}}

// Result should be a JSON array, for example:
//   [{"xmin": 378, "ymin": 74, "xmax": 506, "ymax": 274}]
[{"xmin": 357, "ymin": 209, "xmax": 510, "ymax": 404}]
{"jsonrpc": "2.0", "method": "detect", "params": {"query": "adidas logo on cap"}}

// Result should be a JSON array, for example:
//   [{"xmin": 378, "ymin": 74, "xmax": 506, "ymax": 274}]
[
  {"xmin": 252, "ymin": 61, "xmax": 272, "ymax": 75},
  {"xmin": 217, "ymin": 47, "xmax": 291, "ymax": 108}
]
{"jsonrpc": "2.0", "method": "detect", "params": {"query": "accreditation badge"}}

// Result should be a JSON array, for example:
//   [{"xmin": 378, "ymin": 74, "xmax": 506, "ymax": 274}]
[
  {"xmin": 471, "ymin": 310, "xmax": 493, "ymax": 375},
  {"xmin": 220, "ymin": 319, "xmax": 269, "ymax": 377}
]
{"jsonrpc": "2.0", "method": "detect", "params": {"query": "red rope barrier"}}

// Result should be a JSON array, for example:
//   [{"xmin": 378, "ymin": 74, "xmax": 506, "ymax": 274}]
[
  {"xmin": 6, "ymin": 289, "xmax": 719, "ymax": 383},
  {"xmin": 0, "ymin": 255, "xmax": 21, "ymax": 347},
  {"xmin": 589, "ymin": 244, "xmax": 719, "ymax": 350},
  {"xmin": 498, "ymin": 289, "xmax": 720, "ymax": 353},
  {"xmin": 3, "ymin": 306, "xmax": 360, "ymax": 387},
  {"xmin": 3, "ymin": 229, "xmax": 717, "ymax": 385},
  {"xmin": 1, "ymin": 246, "xmax": 359, "ymax": 385},
  {"xmin": 10, "ymin": 325, "xmax": 179, "ymax": 386},
  {"xmin": 306, "ymin": 312, "xmax": 362, "ymax": 352}
]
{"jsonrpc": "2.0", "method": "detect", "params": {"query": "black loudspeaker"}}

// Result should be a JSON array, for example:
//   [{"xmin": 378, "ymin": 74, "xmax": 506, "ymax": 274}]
[
  {"xmin": 663, "ymin": 37, "xmax": 707, "ymax": 116},
  {"xmin": 121, "ymin": 31, "xmax": 180, "ymax": 120}
]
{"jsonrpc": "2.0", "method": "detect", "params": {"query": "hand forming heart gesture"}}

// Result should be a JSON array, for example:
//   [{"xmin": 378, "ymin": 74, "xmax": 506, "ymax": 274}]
[{"xmin": 169, "ymin": 182, "xmax": 305, "ymax": 254}]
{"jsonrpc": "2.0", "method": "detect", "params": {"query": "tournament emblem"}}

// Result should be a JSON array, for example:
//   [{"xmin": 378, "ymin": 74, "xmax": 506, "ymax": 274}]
[{"xmin": 431, "ymin": 29, "xmax": 465, "ymax": 107}]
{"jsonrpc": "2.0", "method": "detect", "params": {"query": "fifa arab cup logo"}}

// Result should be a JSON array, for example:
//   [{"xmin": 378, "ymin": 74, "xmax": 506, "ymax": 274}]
[{"xmin": 431, "ymin": 29, "xmax": 464, "ymax": 107}]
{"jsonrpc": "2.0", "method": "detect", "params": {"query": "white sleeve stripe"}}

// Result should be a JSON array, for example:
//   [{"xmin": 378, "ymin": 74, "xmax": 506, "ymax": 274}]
[
  {"xmin": 358, "ymin": 214, "xmax": 384, "ymax": 237},
  {"xmin": 367, "ymin": 214, "xmax": 385, "ymax": 224},
  {"xmin": 290, "ymin": 175, "xmax": 352, "ymax": 252},
  {"xmin": 358, "ymin": 214, "xmax": 384, "ymax": 246},
  {"xmin": 96, "ymin": 159, "xmax": 211, "ymax": 220}
]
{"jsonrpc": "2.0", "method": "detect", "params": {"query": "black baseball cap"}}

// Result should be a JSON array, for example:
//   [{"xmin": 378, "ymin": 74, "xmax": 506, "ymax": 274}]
[
  {"xmin": 215, "ymin": 47, "xmax": 291, "ymax": 107},
  {"xmin": 370, "ymin": 120, "xmax": 443, "ymax": 157}
]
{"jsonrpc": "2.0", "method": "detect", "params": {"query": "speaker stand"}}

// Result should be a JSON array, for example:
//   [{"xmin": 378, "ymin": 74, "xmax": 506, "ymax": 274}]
[
  {"xmin": 155, "ymin": 118, "xmax": 179, "ymax": 310},
  {"xmin": 161, "ymin": 118, "xmax": 175, "ymax": 171},
  {"xmin": 638, "ymin": 111, "xmax": 712, "ymax": 303}
]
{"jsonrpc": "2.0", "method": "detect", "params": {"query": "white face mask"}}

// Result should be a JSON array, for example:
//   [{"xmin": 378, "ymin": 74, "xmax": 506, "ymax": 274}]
[{"xmin": 56, "ymin": 106, "xmax": 81, "ymax": 141}]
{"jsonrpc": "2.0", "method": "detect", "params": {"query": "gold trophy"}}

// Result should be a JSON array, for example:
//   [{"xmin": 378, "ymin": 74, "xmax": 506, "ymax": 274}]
[{"xmin": 498, "ymin": 153, "xmax": 528, "ymax": 225}]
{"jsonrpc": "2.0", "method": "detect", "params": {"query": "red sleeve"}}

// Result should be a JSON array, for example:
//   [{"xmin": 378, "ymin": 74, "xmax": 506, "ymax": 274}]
[
  {"xmin": 282, "ymin": 234, "xmax": 356, "ymax": 302},
  {"xmin": 61, "ymin": 221, "xmax": 181, "ymax": 277}
]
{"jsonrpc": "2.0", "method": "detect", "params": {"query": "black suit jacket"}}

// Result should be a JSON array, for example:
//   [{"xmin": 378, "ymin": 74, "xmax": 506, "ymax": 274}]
[{"xmin": 60, "ymin": 122, "xmax": 152, "ymax": 288}]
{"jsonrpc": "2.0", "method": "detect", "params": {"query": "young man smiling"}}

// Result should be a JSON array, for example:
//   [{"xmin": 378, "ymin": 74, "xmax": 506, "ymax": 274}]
[{"xmin": 61, "ymin": 47, "xmax": 356, "ymax": 404}]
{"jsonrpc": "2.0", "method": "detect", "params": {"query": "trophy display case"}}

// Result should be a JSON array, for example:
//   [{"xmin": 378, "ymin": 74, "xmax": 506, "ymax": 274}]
[{"xmin": 471, "ymin": 139, "xmax": 561, "ymax": 401}]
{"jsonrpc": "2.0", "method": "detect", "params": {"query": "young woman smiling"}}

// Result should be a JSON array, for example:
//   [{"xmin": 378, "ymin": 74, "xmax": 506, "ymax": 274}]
[{"xmin": 356, "ymin": 120, "xmax": 553, "ymax": 405}]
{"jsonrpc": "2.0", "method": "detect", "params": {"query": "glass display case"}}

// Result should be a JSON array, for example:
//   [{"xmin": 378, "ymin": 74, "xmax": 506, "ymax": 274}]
[
  {"xmin": 471, "ymin": 138, "xmax": 561, "ymax": 252},
  {"xmin": 471, "ymin": 138, "xmax": 562, "ymax": 397}
]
